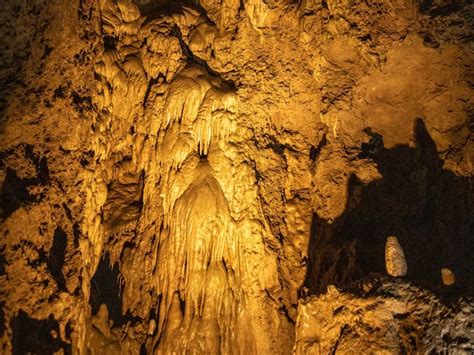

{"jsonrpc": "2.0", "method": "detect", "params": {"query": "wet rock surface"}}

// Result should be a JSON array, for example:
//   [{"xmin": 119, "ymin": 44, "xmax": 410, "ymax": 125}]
[{"xmin": 0, "ymin": 0, "xmax": 472, "ymax": 353}]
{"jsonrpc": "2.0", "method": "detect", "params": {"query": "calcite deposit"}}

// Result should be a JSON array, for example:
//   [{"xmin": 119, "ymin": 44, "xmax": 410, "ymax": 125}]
[
  {"xmin": 385, "ymin": 236, "xmax": 407, "ymax": 277},
  {"xmin": 0, "ymin": 0, "xmax": 473, "ymax": 353}
]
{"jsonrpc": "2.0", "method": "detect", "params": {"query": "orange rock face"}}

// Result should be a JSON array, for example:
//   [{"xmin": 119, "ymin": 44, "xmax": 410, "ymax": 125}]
[{"xmin": 0, "ymin": 0, "xmax": 472, "ymax": 353}]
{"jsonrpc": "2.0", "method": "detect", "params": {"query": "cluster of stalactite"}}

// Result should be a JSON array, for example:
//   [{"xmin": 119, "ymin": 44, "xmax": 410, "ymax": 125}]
[
  {"xmin": 82, "ymin": 0, "xmax": 288, "ymax": 352},
  {"xmin": 1, "ymin": 0, "xmax": 472, "ymax": 353}
]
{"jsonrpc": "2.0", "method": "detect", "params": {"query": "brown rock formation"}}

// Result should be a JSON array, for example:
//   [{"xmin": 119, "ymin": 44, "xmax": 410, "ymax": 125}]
[{"xmin": 0, "ymin": 0, "xmax": 472, "ymax": 353}]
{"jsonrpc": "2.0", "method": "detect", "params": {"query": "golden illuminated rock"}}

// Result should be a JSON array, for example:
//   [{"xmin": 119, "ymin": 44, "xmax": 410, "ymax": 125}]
[
  {"xmin": 0, "ymin": 0, "xmax": 472, "ymax": 353},
  {"xmin": 385, "ymin": 236, "xmax": 407, "ymax": 277},
  {"xmin": 441, "ymin": 268, "xmax": 456, "ymax": 286},
  {"xmin": 148, "ymin": 319, "xmax": 156, "ymax": 335},
  {"xmin": 295, "ymin": 278, "xmax": 473, "ymax": 354}
]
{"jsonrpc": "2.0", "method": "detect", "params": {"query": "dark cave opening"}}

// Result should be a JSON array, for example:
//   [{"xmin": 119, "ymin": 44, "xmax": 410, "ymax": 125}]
[
  {"xmin": 11, "ymin": 310, "xmax": 71, "ymax": 355},
  {"xmin": 47, "ymin": 227, "xmax": 68, "ymax": 291},
  {"xmin": 1, "ymin": 144, "xmax": 50, "ymax": 219},
  {"xmin": 1, "ymin": 168, "xmax": 37, "ymax": 219},
  {"xmin": 305, "ymin": 118, "xmax": 473, "ymax": 300},
  {"xmin": 89, "ymin": 253, "xmax": 124, "ymax": 327}
]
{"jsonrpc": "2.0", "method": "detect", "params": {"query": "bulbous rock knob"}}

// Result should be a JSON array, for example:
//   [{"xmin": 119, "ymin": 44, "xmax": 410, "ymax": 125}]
[
  {"xmin": 148, "ymin": 319, "xmax": 156, "ymax": 335},
  {"xmin": 385, "ymin": 236, "xmax": 407, "ymax": 277},
  {"xmin": 441, "ymin": 268, "xmax": 455, "ymax": 286}
]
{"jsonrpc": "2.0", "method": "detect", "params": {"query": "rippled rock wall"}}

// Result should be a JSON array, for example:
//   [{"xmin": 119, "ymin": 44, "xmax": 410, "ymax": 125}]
[{"xmin": 0, "ymin": 0, "xmax": 472, "ymax": 353}]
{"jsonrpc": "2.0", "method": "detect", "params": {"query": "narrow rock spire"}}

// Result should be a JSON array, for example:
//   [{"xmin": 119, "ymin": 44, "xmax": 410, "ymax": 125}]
[{"xmin": 385, "ymin": 236, "xmax": 407, "ymax": 277}]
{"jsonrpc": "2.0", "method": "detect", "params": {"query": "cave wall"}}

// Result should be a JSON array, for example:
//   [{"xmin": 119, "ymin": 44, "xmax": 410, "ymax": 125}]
[{"xmin": 0, "ymin": 0, "xmax": 472, "ymax": 353}]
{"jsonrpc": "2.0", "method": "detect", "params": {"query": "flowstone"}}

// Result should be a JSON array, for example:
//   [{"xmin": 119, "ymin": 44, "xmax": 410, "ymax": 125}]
[{"xmin": 0, "ymin": 0, "xmax": 472, "ymax": 353}]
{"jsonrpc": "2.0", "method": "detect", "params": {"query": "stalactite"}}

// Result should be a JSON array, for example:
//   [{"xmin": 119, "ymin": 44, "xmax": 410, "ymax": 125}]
[{"xmin": 1, "ymin": 0, "xmax": 472, "ymax": 353}]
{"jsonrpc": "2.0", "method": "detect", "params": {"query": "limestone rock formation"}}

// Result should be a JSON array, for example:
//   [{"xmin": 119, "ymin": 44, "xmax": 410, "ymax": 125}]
[
  {"xmin": 385, "ymin": 236, "xmax": 408, "ymax": 277},
  {"xmin": 0, "ymin": 0, "xmax": 473, "ymax": 353},
  {"xmin": 295, "ymin": 276, "xmax": 474, "ymax": 354}
]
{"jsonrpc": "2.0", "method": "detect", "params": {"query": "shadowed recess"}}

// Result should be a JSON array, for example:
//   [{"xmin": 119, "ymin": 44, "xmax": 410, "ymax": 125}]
[
  {"xmin": 11, "ymin": 310, "xmax": 71, "ymax": 355},
  {"xmin": 89, "ymin": 253, "xmax": 124, "ymax": 327},
  {"xmin": 47, "ymin": 227, "xmax": 68, "ymax": 291},
  {"xmin": 305, "ymin": 118, "xmax": 474, "ymax": 299}
]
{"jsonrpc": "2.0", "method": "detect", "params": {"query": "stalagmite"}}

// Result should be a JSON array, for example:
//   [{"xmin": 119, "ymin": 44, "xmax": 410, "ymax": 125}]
[
  {"xmin": 148, "ymin": 320, "xmax": 156, "ymax": 335},
  {"xmin": 441, "ymin": 268, "xmax": 456, "ymax": 286},
  {"xmin": 0, "ymin": 0, "xmax": 472, "ymax": 353},
  {"xmin": 385, "ymin": 236, "xmax": 407, "ymax": 277}
]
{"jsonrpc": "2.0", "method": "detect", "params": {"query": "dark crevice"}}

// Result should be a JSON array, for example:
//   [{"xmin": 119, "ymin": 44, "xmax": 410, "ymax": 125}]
[
  {"xmin": 359, "ymin": 33, "xmax": 372, "ymax": 42},
  {"xmin": 0, "ymin": 247, "xmax": 6, "ymax": 276},
  {"xmin": 1, "ymin": 144, "xmax": 51, "ymax": 218},
  {"xmin": 199, "ymin": 149, "xmax": 208, "ymax": 160},
  {"xmin": 140, "ymin": 1, "xmax": 193, "ymax": 19},
  {"xmin": 140, "ymin": 0, "xmax": 216, "ymax": 26},
  {"xmin": 359, "ymin": 127, "xmax": 383, "ymax": 159},
  {"xmin": 72, "ymin": 222, "xmax": 81, "ymax": 246},
  {"xmin": 11, "ymin": 310, "xmax": 71, "ymax": 355},
  {"xmin": 80, "ymin": 150, "xmax": 94, "ymax": 167},
  {"xmin": 90, "ymin": 253, "xmax": 125, "ymax": 327},
  {"xmin": 238, "ymin": 0, "xmax": 245, "ymax": 14},
  {"xmin": 310, "ymin": 133, "xmax": 327, "ymax": 162},
  {"xmin": 71, "ymin": 91, "xmax": 93, "ymax": 114},
  {"xmin": 423, "ymin": 33, "xmax": 440, "ymax": 48},
  {"xmin": 261, "ymin": 134, "xmax": 298, "ymax": 166},
  {"xmin": 428, "ymin": 2, "xmax": 463, "ymax": 17},
  {"xmin": 25, "ymin": 144, "xmax": 49, "ymax": 184},
  {"xmin": 279, "ymin": 304, "xmax": 296, "ymax": 325},
  {"xmin": 1, "ymin": 168, "xmax": 37, "ymax": 218},
  {"xmin": 148, "ymin": 306, "xmax": 157, "ymax": 323},
  {"xmin": 331, "ymin": 324, "xmax": 350, "ymax": 355},
  {"xmin": 103, "ymin": 35, "xmax": 117, "ymax": 51},
  {"xmin": 143, "ymin": 77, "xmax": 158, "ymax": 108},
  {"xmin": 266, "ymin": 141, "xmax": 286, "ymax": 157},
  {"xmin": 189, "ymin": 1, "xmax": 217, "ymax": 26},
  {"xmin": 305, "ymin": 118, "xmax": 474, "ymax": 300},
  {"xmin": 419, "ymin": 0, "xmax": 434, "ymax": 13},
  {"xmin": 63, "ymin": 203, "xmax": 73, "ymax": 220},
  {"xmin": 179, "ymin": 293, "xmax": 186, "ymax": 314},
  {"xmin": 47, "ymin": 227, "xmax": 68, "ymax": 291}
]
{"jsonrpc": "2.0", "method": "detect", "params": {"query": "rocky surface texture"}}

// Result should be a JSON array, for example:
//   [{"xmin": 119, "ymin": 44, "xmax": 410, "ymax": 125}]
[
  {"xmin": 295, "ymin": 276, "xmax": 474, "ymax": 354},
  {"xmin": 0, "ymin": 0, "xmax": 472, "ymax": 353}
]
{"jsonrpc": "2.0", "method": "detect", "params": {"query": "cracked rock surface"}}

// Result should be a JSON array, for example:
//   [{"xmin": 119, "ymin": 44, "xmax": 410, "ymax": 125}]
[
  {"xmin": 0, "ymin": 0, "xmax": 472, "ymax": 353},
  {"xmin": 295, "ymin": 276, "xmax": 474, "ymax": 354}
]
